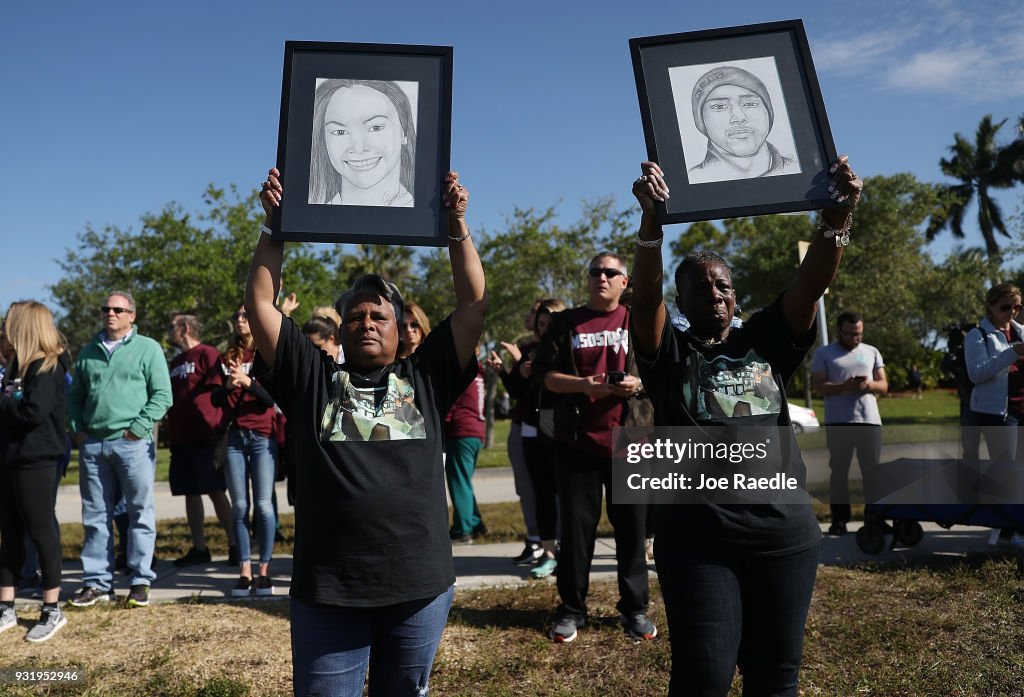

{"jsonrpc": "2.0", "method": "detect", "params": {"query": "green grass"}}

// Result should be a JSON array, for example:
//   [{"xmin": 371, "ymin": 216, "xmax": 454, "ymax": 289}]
[
  {"xmin": 5, "ymin": 558, "xmax": 1021, "ymax": 696},
  {"xmin": 478, "ymin": 418, "xmax": 513, "ymax": 468},
  {"xmin": 792, "ymin": 388, "xmax": 961, "ymax": 451}
]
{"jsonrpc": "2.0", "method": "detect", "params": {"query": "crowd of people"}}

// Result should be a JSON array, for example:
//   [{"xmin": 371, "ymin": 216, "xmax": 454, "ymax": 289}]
[{"xmin": 12, "ymin": 150, "xmax": 1018, "ymax": 696}]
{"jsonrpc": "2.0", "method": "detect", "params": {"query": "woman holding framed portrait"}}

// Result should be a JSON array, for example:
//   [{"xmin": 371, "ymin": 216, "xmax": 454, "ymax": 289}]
[
  {"xmin": 629, "ymin": 155, "xmax": 862, "ymax": 696},
  {"xmin": 247, "ymin": 166, "xmax": 485, "ymax": 697}
]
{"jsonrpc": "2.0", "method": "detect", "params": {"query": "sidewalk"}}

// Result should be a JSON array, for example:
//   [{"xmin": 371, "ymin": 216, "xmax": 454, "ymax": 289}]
[{"xmin": 33, "ymin": 465, "xmax": 1009, "ymax": 607}]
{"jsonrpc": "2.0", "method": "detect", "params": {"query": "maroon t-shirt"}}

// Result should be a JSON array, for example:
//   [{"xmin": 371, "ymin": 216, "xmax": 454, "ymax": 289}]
[
  {"xmin": 445, "ymin": 366, "xmax": 486, "ymax": 440},
  {"xmin": 219, "ymin": 350, "xmax": 276, "ymax": 436},
  {"xmin": 1003, "ymin": 327, "xmax": 1024, "ymax": 417},
  {"xmin": 537, "ymin": 305, "xmax": 630, "ymax": 456},
  {"xmin": 167, "ymin": 344, "xmax": 224, "ymax": 446}
]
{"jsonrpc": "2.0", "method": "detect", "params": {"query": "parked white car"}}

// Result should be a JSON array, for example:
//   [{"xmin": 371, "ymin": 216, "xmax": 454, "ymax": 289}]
[{"xmin": 788, "ymin": 403, "xmax": 820, "ymax": 434}]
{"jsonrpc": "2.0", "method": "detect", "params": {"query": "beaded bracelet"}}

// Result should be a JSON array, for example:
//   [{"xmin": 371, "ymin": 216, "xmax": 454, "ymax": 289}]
[{"xmin": 635, "ymin": 234, "xmax": 664, "ymax": 248}]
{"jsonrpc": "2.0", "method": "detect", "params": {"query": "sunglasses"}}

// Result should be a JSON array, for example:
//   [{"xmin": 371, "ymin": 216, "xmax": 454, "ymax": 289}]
[
  {"xmin": 588, "ymin": 267, "xmax": 625, "ymax": 279},
  {"xmin": 999, "ymin": 304, "xmax": 1023, "ymax": 313},
  {"xmin": 233, "ymin": 311, "xmax": 248, "ymax": 320},
  {"xmin": 100, "ymin": 306, "xmax": 133, "ymax": 315},
  {"xmin": 401, "ymin": 321, "xmax": 421, "ymax": 331}
]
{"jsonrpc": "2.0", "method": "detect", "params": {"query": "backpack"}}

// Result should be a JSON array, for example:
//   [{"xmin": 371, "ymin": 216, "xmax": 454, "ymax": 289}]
[{"xmin": 940, "ymin": 322, "xmax": 978, "ymax": 403}]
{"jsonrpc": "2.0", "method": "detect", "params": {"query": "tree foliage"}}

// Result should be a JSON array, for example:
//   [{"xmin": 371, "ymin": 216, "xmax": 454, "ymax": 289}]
[
  {"xmin": 926, "ymin": 115, "xmax": 1024, "ymax": 261},
  {"xmin": 403, "ymin": 198, "xmax": 635, "ymax": 348},
  {"xmin": 49, "ymin": 169, "xmax": 1012, "ymax": 395},
  {"xmin": 666, "ymin": 174, "xmax": 994, "ymax": 390},
  {"xmin": 50, "ymin": 186, "xmax": 408, "ymax": 354}
]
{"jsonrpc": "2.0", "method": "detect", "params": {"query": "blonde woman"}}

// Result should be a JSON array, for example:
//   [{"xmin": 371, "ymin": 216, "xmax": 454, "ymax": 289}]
[
  {"xmin": 398, "ymin": 302, "xmax": 432, "ymax": 359},
  {"xmin": 0, "ymin": 301, "xmax": 70, "ymax": 642}
]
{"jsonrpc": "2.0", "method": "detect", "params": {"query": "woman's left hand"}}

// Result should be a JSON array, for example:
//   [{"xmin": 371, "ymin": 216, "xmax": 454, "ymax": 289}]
[
  {"xmin": 443, "ymin": 171, "xmax": 469, "ymax": 220},
  {"xmin": 821, "ymin": 155, "xmax": 863, "ymax": 229}
]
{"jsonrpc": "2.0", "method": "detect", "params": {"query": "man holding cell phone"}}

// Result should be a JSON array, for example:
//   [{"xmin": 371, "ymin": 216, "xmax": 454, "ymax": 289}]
[
  {"xmin": 811, "ymin": 311, "xmax": 888, "ymax": 535},
  {"xmin": 533, "ymin": 252, "xmax": 654, "ymax": 644}
]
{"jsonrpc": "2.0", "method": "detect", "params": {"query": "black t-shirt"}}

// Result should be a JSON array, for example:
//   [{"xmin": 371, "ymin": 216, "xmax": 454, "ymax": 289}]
[
  {"xmin": 265, "ymin": 314, "xmax": 476, "ymax": 607},
  {"xmin": 635, "ymin": 296, "xmax": 821, "ymax": 557}
]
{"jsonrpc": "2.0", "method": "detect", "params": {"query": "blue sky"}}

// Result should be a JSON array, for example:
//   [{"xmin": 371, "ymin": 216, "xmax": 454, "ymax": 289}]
[{"xmin": 4, "ymin": 0, "xmax": 1023, "ymax": 314}]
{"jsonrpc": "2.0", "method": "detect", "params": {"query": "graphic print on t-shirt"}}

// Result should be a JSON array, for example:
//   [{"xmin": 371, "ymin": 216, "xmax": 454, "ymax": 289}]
[
  {"xmin": 320, "ymin": 371, "xmax": 427, "ymax": 441},
  {"xmin": 689, "ymin": 348, "xmax": 784, "ymax": 421}
]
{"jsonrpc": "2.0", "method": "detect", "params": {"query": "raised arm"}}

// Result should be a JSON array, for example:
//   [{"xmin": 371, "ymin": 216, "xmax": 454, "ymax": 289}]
[
  {"xmin": 444, "ymin": 171, "xmax": 488, "ymax": 371},
  {"xmin": 244, "ymin": 168, "xmax": 285, "ymax": 366},
  {"xmin": 630, "ymin": 162, "xmax": 672, "ymax": 359},
  {"xmin": 782, "ymin": 155, "xmax": 864, "ymax": 335}
]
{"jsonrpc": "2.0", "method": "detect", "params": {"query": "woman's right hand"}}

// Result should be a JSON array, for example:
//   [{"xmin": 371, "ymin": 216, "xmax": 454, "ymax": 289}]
[
  {"xmin": 260, "ymin": 168, "xmax": 283, "ymax": 219},
  {"xmin": 631, "ymin": 161, "xmax": 670, "ymax": 215},
  {"xmin": 485, "ymin": 350, "xmax": 505, "ymax": 373}
]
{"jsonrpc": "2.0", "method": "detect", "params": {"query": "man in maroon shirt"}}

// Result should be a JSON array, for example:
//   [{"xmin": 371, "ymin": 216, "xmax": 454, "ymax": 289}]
[
  {"xmin": 534, "ymin": 252, "xmax": 654, "ymax": 643},
  {"xmin": 166, "ymin": 314, "xmax": 236, "ymax": 567}
]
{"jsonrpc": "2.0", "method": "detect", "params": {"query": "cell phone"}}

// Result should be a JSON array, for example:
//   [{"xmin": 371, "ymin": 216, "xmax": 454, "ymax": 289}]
[
  {"xmin": 608, "ymin": 371, "xmax": 627, "ymax": 384},
  {"xmin": 854, "ymin": 375, "xmax": 867, "ymax": 382}
]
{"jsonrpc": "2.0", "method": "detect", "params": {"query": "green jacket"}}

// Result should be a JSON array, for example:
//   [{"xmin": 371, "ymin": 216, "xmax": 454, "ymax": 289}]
[{"xmin": 68, "ymin": 328, "xmax": 172, "ymax": 441}]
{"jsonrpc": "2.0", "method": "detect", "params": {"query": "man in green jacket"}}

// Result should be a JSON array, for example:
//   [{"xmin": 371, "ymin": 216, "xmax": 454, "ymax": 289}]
[{"xmin": 67, "ymin": 291, "xmax": 171, "ymax": 608}]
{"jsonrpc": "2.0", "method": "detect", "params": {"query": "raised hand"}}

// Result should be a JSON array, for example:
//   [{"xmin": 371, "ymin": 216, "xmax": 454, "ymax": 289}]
[
  {"xmin": 499, "ymin": 341, "xmax": 522, "ymax": 363},
  {"xmin": 259, "ymin": 168, "xmax": 283, "ymax": 218},
  {"xmin": 631, "ymin": 161, "xmax": 670, "ymax": 214},
  {"xmin": 443, "ymin": 171, "xmax": 469, "ymax": 220}
]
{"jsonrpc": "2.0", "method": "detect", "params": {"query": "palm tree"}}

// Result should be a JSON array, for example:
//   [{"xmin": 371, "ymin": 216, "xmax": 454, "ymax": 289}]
[{"xmin": 926, "ymin": 115, "xmax": 1023, "ymax": 261}]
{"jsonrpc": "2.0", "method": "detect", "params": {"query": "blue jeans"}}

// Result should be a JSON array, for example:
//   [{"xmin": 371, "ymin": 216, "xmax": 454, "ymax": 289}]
[
  {"xmin": 79, "ymin": 437, "xmax": 157, "ymax": 589},
  {"xmin": 291, "ymin": 586, "xmax": 453, "ymax": 697},
  {"xmin": 223, "ymin": 428, "xmax": 277, "ymax": 564},
  {"xmin": 655, "ymin": 540, "xmax": 819, "ymax": 697}
]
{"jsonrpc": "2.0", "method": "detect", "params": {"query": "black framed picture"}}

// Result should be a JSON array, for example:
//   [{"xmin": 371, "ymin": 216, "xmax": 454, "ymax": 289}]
[
  {"xmin": 271, "ymin": 41, "xmax": 453, "ymax": 245},
  {"xmin": 630, "ymin": 20, "xmax": 838, "ymax": 224}
]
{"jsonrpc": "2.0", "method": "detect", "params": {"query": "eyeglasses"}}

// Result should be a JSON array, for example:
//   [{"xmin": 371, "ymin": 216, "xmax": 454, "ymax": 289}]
[
  {"xmin": 588, "ymin": 267, "xmax": 625, "ymax": 279},
  {"xmin": 233, "ymin": 311, "xmax": 248, "ymax": 320},
  {"xmin": 999, "ymin": 304, "xmax": 1023, "ymax": 313},
  {"xmin": 100, "ymin": 306, "xmax": 133, "ymax": 315}
]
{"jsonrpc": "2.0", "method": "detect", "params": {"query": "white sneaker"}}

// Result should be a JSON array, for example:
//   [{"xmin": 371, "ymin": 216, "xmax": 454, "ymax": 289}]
[
  {"xmin": 25, "ymin": 606, "xmax": 67, "ymax": 643},
  {"xmin": 0, "ymin": 605, "xmax": 16, "ymax": 634}
]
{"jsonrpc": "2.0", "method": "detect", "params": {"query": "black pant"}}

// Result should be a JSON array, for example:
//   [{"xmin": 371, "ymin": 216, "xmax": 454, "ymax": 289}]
[
  {"xmin": 825, "ymin": 424, "xmax": 881, "ymax": 524},
  {"xmin": 554, "ymin": 442, "xmax": 648, "ymax": 619},
  {"xmin": 656, "ymin": 540, "xmax": 819, "ymax": 697},
  {"xmin": 0, "ymin": 465, "xmax": 62, "ymax": 590},
  {"xmin": 522, "ymin": 435, "xmax": 558, "ymax": 541}
]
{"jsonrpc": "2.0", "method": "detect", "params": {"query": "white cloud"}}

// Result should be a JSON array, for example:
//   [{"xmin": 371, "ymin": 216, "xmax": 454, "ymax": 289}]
[{"xmin": 813, "ymin": 0, "xmax": 1024, "ymax": 101}]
